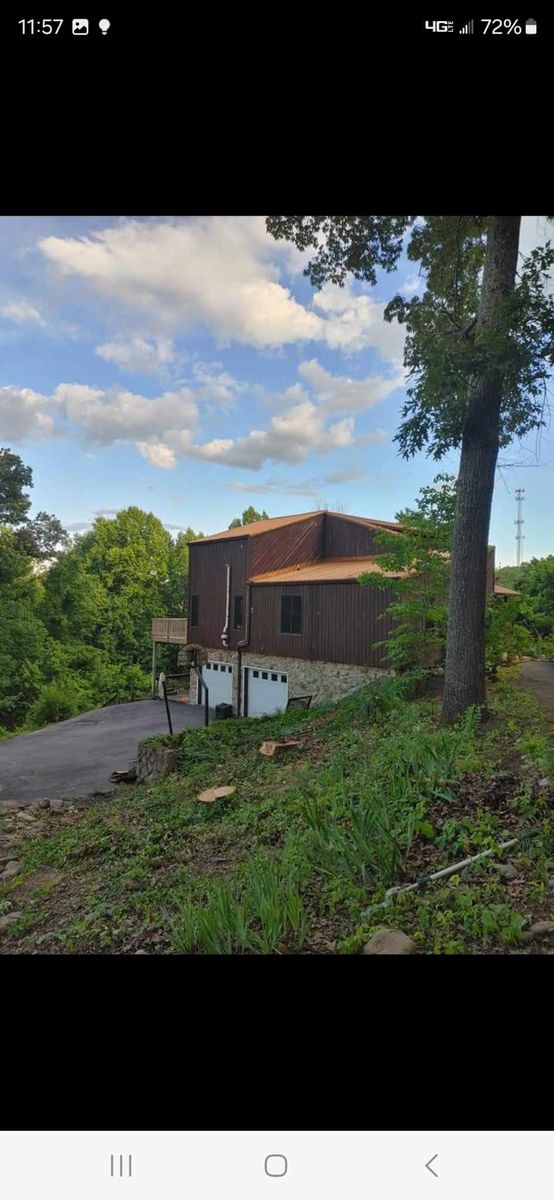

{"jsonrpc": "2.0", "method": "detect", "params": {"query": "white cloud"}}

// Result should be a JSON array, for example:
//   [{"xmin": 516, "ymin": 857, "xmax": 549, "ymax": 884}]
[
  {"xmin": 2, "ymin": 300, "xmax": 45, "ymax": 325},
  {"xmin": 228, "ymin": 469, "xmax": 366, "ymax": 497},
  {"xmin": 191, "ymin": 361, "xmax": 242, "ymax": 408},
  {"xmin": 54, "ymin": 382, "xmax": 198, "ymax": 446},
  {"xmin": 298, "ymin": 358, "xmax": 405, "ymax": 413},
  {"xmin": 2, "ymin": 358, "xmax": 393, "ymax": 470},
  {"xmin": 186, "ymin": 401, "xmax": 359, "ymax": 470},
  {"xmin": 39, "ymin": 217, "xmax": 323, "ymax": 349},
  {"xmin": 325, "ymin": 469, "xmax": 366, "ymax": 484},
  {"xmin": 0, "ymin": 385, "xmax": 55, "ymax": 441},
  {"xmin": 136, "ymin": 441, "xmax": 178, "ymax": 469},
  {"xmin": 313, "ymin": 284, "xmax": 407, "ymax": 360},
  {"xmin": 401, "ymin": 273, "xmax": 423, "ymax": 295},
  {"xmin": 96, "ymin": 336, "xmax": 181, "ymax": 375},
  {"xmin": 36, "ymin": 217, "xmax": 405, "ymax": 359}
]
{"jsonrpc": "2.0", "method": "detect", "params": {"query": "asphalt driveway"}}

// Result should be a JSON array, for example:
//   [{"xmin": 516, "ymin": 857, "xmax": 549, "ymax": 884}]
[{"xmin": 0, "ymin": 699, "xmax": 212, "ymax": 807}]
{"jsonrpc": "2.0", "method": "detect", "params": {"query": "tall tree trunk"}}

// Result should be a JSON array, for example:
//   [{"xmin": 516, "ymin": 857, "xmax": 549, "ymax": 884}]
[{"xmin": 442, "ymin": 215, "xmax": 521, "ymax": 724}]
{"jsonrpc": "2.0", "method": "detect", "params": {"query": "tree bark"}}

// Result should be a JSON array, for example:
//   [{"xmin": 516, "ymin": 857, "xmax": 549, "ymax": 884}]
[{"xmin": 442, "ymin": 215, "xmax": 521, "ymax": 724}]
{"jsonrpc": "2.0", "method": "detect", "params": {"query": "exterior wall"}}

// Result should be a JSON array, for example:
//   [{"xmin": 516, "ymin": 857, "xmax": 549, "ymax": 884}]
[
  {"xmin": 248, "ymin": 580, "xmax": 396, "ymax": 667},
  {"xmin": 188, "ymin": 647, "xmax": 388, "ymax": 714},
  {"xmin": 187, "ymin": 536, "xmax": 249, "ymax": 651},
  {"xmin": 486, "ymin": 545, "xmax": 495, "ymax": 595},
  {"xmin": 249, "ymin": 513, "xmax": 324, "ymax": 575},
  {"xmin": 323, "ymin": 514, "xmax": 394, "ymax": 559}
]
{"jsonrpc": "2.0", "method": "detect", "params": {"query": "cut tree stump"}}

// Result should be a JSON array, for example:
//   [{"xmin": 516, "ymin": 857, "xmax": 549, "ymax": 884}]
[
  {"xmin": 258, "ymin": 739, "xmax": 304, "ymax": 758},
  {"xmin": 196, "ymin": 785, "xmax": 236, "ymax": 804}
]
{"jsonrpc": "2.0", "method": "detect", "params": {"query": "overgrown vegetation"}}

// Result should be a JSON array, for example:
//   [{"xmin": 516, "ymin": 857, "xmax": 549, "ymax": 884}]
[
  {"xmin": 2, "ymin": 671, "xmax": 553, "ymax": 955},
  {"xmin": 496, "ymin": 556, "xmax": 554, "ymax": 660}
]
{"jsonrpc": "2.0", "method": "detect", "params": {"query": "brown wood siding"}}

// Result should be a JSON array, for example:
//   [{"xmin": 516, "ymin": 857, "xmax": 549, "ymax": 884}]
[
  {"xmin": 486, "ymin": 546, "xmax": 495, "ymax": 595},
  {"xmin": 249, "ymin": 580, "xmax": 396, "ymax": 667},
  {"xmin": 323, "ymin": 514, "xmax": 390, "ymax": 559},
  {"xmin": 250, "ymin": 513, "xmax": 324, "ymax": 576},
  {"xmin": 188, "ymin": 537, "xmax": 249, "ymax": 650}
]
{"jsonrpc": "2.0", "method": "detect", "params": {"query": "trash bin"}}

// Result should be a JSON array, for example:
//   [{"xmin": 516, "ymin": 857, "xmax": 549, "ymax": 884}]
[{"xmin": 215, "ymin": 702, "xmax": 233, "ymax": 720}]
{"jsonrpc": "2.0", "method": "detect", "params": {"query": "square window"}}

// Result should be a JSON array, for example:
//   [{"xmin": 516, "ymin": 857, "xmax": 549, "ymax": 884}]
[
  {"xmin": 253, "ymin": 670, "xmax": 259, "ymax": 678},
  {"xmin": 281, "ymin": 675, "xmax": 287, "ymax": 683},
  {"xmin": 262, "ymin": 671, "xmax": 268, "ymax": 680},
  {"xmin": 271, "ymin": 673, "xmax": 277, "ymax": 682}
]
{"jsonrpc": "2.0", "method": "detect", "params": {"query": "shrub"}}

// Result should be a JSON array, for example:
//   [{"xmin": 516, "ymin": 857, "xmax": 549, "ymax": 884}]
[{"xmin": 28, "ymin": 684, "xmax": 79, "ymax": 726}]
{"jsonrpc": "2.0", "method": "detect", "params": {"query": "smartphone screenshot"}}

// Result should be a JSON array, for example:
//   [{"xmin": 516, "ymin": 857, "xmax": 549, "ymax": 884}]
[{"xmin": 0, "ymin": 12, "xmax": 552, "ymax": 959}]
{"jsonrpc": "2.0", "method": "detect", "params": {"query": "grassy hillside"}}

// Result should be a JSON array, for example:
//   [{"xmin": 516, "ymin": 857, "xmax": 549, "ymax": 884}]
[{"xmin": 1, "ymin": 670, "xmax": 554, "ymax": 954}]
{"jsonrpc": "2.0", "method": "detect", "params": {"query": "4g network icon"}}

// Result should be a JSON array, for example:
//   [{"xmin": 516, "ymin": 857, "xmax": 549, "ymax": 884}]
[{"xmin": 424, "ymin": 20, "xmax": 454, "ymax": 32}]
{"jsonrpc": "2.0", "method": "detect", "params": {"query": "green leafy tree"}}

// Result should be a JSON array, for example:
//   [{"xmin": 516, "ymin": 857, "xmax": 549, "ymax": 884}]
[
  {"xmin": 0, "ymin": 448, "xmax": 33, "ymax": 525},
  {"xmin": 0, "ymin": 527, "xmax": 45, "ymax": 727},
  {"xmin": 0, "ymin": 447, "xmax": 66, "ymax": 557},
  {"xmin": 359, "ymin": 475, "xmax": 456, "ymax": 671},
  {"xmin": 497, "ymin": 555, "xmax": 554, "ymax": 651},
  {"xmin": 485, "ymin": 596, "xmax": 534, "ymax": 674},
  {"xmin": 228, "ymin": 506, "xmax": 269, "ymax": 529},
  {"xmin": 14, "ymin": 511, "xmax": 67, "ymax": 560},
  {"xmin": 267, "ymin": 215, "xmax": 554, "ymax": 721},
  {"xmin": 74, "ymin": 507, "xmax": 174, "ymax": 664}
]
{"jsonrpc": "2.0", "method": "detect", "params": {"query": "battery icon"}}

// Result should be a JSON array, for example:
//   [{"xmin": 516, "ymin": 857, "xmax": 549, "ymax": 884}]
[{"xmin": 525, "ymin": 18, "xmax": 537, "ymax": 34}]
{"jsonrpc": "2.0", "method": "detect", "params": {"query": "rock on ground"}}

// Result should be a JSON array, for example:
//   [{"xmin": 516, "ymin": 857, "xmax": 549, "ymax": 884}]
[
  {"xmin": 0, "ymin": 860, "xmax": 22, "ymax": 881},
  {"xmin": 492, "ymin": 862, "xmax": 518, "ymax": 880},
  {"xmin": 0, "ymin": 912, "xmax": 23, "ymax": 931},
  {"xmin": 363, "ymin": 928, "xmax": 417, "ymax": 955}
]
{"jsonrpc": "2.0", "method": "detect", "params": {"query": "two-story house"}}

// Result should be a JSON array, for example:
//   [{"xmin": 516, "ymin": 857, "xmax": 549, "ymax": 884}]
[
  {"xmin": 152, "ymin": 509, "xmax": 508, "ymax": 718},
  {"xmin": 185, "ymin": 509, "xmax": 443, "ymax": 717}
]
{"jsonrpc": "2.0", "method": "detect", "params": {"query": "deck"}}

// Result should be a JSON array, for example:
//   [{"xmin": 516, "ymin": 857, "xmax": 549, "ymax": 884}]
[{"xmin": 151, "ymin": 617, "xmax": 189, "ymax": 644}]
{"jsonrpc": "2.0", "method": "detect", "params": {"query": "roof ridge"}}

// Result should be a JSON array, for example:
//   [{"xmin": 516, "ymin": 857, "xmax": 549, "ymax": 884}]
[{"xmin": 195, "ymin": 509, "xmax": 402, "ymax": 543}]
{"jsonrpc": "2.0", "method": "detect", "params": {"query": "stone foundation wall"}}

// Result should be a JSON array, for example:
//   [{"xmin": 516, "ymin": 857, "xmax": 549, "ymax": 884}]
[
  {"xmin": 189, "ymin": 648, "xmax": 388, "ymax": 714},
  {"xmin": 137, "ymin": 739, "xmax": 181, "ymax": 782}
]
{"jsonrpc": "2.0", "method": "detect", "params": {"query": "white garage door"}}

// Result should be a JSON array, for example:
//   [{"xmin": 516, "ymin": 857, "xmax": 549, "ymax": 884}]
[
  {"xmin": 201, "ymin": 661, "xmax": 233, "ymax": 707},
  {"xmin": 247, "ymin": 667, "xmax": 288, "ymax": 718}
]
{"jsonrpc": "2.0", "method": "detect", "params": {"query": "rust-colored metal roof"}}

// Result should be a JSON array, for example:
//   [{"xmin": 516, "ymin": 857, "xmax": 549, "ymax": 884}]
[
  {"xmin": 250, "ymin": 556, "xmax": 405, "ymax": 584},
  {"xmin": 494, "ymin": 583, "xmax": 521, "ymax": 596},
  {"xmin": 195, "ymin": 510, "xmax": 402, "ymax": 543}
]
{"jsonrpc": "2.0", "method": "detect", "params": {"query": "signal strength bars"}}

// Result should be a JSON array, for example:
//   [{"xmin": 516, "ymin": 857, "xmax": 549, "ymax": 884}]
[{"xmin": 459, "ymin": 19, "xmax": 474, "ymax": 33}]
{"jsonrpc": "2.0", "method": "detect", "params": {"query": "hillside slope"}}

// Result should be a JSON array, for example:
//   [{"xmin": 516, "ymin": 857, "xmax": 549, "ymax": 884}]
[{"xmin": 1, "ymin": 670, "xmax": 553, "ymax": 954}]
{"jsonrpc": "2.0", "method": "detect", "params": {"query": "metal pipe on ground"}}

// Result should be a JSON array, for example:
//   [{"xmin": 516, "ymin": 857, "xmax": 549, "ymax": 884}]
[{"xmin": 369, "ymin": 826, "xmax": 542, "ymax": 912}]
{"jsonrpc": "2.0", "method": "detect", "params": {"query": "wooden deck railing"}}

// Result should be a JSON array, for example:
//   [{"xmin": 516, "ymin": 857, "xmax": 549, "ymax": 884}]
[{"xmin": 151, "ymin": 617, "xmax": 189, "ymax": 643}]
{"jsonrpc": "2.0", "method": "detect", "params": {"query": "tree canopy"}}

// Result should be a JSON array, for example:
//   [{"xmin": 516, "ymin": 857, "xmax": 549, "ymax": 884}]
[{"xmin": 228, "ymin": 506, "xmax": 269, "ymax": 528}]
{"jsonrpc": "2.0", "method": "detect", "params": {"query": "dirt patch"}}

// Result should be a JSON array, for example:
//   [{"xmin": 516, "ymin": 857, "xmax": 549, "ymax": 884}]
[
  {"xmin": 12, "ymin": 867, "xmax": 65, "ymax": 898},
  {"xmin": 176, "ymin": 831, "xmax": 254, "ymax": 877}
]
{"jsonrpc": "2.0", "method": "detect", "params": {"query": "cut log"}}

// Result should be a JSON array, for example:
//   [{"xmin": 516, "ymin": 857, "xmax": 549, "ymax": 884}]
[
  {"xmin": 258, "ymin": 739, "xmax": 304, "ymax": 757},
  {"xmin": 196, "ymin": 785, "xmax": 236, "ymax": 804}
]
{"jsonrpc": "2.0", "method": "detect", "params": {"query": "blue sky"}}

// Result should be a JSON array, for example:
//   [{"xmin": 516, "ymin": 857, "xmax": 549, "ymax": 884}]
[{"xmin": 0, "ymin": 215, "xmax": 552, "ymax": 565}]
